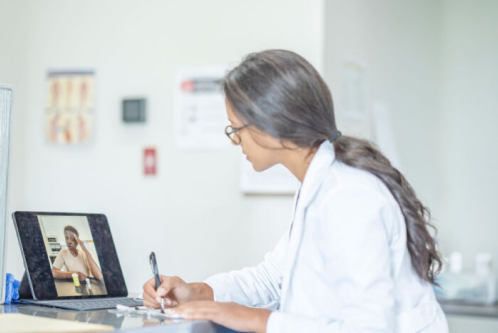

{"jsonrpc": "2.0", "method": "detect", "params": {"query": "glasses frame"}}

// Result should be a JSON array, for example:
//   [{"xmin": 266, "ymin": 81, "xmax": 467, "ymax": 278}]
[{"xmin": 225, "ymin": 124, "xmax": 249, "ymax": 145}]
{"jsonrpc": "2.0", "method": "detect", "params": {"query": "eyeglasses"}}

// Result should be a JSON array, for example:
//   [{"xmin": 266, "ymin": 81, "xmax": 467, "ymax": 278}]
[{"xmin": 225, "ymin": 124, "xmax": 249, "ymax": 145}]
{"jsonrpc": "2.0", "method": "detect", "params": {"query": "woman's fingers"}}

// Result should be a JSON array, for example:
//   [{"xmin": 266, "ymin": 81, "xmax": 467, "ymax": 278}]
[
  {"xmin": 165, "ymin": 301, "xmax": 218, "ymax": 320},
  {"xmin": 143, "ymin": 275, "xmax": 176, "ymax": 299},
  {"xmin": 144, "ymin": 278, "xmax": 165, "ymax": 299},
  {"xmin": 143, "ymin": 300, "xmax": 157, "ymax": 308},
  {"xmin": 157, "ymin": 276, "xmax": 181, "ymax": 297},
  {"xmin": 143, "ymin": 277, "xmax": 159, "ymax": 299},
  {"xmin": 142, "ymin": 276, "xmax": 183, "ymax": 308},
  {"xmin": 142, "ymin": 291, "xmax": 160, "ymax": 308},
  {"xmin": 143, "ymin": 293, "xmax": 178, "ymax": 309},
  {"xmin": 161, "ymin": 298, "xmax": 176, "ymax": 307}
]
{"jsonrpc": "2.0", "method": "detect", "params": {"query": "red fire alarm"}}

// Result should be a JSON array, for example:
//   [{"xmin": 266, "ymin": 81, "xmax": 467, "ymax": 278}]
[{"xmin": 144, "ymin": 148, "xmax": 157, "ymax": 175}]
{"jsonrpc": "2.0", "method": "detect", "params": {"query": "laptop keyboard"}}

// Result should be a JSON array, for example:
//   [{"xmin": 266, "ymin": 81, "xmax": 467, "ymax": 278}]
[{"xmin": 36, "ymin": 297, "xmax": 143, "ymax": 311}]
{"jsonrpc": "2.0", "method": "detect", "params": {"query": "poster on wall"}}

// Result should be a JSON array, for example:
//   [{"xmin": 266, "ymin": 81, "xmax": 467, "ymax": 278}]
[
  {"xmin": 337, "ymin": 57, "xmax": 372, "ymax": 140},
  {"xmin": 45, "ymin": 70, "xmax": 94, "ymax": 144},
  {"xmin": 173, "ymin": 66, "xmax": 230, "ymax": 151}
]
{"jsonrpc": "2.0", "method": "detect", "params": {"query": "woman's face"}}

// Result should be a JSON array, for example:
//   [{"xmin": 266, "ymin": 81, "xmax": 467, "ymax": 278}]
[
  {"xmin": 64, "ymin": 230, "xmax": 77, "ymax": 250},
  {"xmin": 226, "ymin": 99, "xmax": 285, "ymax": 172}
]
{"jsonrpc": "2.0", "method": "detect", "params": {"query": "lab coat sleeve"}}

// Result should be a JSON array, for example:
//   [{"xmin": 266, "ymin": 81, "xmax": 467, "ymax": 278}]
[
  {"xmin": 267, "ymin": 186, "xmax": 396, "ymax": 332},
  {"xmin": 203, "ymin": 231, "xmax": 288, "ymax": 307}
]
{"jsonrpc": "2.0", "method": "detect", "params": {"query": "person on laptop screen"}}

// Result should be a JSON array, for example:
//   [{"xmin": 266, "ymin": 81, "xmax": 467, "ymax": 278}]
[{"xmin": 52, "ymin": 225, "xmax": 103, "ymax": 281}]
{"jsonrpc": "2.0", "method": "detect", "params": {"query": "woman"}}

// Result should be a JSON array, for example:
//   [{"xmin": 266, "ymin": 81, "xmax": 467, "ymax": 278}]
[
  {"xmin": 52, "ymin": 225, "xmax": 103, "ymax": 281},
  {"xmin": 143, "ymin": 50, "xmax": 448, "ymax": 332}
]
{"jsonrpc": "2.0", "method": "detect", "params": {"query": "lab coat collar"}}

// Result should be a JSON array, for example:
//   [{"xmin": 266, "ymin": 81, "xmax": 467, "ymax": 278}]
[
  {"xmin": 280, "ymin": 140, "xmax": 336, "ymax": 308},
  {"xmin": 298, "ymin": 140, "xmax": 336, "ymax": 209}
]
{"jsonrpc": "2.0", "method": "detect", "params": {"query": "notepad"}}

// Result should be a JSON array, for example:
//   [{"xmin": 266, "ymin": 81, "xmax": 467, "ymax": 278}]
[{"xmin": 0, "ymin": 313, "xmax": 114, "ymax": 333}]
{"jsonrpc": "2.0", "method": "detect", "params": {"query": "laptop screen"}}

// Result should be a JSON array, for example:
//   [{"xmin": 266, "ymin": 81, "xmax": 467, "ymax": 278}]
[
  {"xmin": 13, "ymin": 212, "xmax": 128, "ymax": 300},
  {"xmin": 37, "ymin": 214, "xmax": 108, "ymax": 297},
  {"xmin": 0, "ymin": 85, "xmax": 13, "ymax": 304}
]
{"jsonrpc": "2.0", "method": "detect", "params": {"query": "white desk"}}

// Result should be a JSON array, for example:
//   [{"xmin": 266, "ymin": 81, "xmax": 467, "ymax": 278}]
[{"xmin": 0, "ymin": 303, "xmax": 242, "ymax": 333}]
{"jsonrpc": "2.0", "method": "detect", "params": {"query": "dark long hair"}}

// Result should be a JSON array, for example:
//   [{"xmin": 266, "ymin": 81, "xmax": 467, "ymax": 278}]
[{"xmin": 223, "ymin": 49, "xmax": 442, "ymax": 284}]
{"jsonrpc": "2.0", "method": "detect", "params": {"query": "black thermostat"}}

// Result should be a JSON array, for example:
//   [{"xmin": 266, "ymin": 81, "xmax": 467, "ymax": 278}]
[{"xmin": 122, "ymin": 98, "xmax": 146, "ymax": 123}]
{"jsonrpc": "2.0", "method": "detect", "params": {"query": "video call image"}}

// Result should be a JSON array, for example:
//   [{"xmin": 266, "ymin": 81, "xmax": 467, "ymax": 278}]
[{"xmin": 37, "ymin": 215, "xmax": 108, "ymax": 297}]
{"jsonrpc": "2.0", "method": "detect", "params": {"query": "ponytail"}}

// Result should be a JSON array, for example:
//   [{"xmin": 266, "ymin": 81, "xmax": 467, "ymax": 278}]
[{"xmin": 332, "ymin": 135, "xmax": 442, "ymax": 284}]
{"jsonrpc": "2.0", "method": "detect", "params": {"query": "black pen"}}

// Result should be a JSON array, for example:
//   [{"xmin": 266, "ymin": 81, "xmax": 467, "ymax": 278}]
[{"xmin": 149, "ymin": 252, "xmax": 165, "ymax": 313}]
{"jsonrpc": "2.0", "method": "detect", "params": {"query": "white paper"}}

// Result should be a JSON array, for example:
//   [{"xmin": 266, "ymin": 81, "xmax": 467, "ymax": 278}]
[
  {"xmin": 240, "ymin": 156, "xmax": 300, "ymax": 195},
  {"xmin": 371, "ymin": 102, "xmax": 402, "ymax": 171},
  {"xmin": 174, "ymin": 67, "xmax": 230, "ymax": 151}
]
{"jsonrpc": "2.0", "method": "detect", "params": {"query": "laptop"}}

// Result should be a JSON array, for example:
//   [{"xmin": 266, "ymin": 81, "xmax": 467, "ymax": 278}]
[
  {"xmin": 0, "ymin": 84, "xmax": 13, "ymax": 305},
  {"xmin": 12, "ymin": 211, "xmax": 143, "ymax": 311}
]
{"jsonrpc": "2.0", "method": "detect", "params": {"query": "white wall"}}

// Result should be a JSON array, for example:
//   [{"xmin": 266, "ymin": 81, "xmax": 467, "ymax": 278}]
[
  {"xmin": 323, "ymin": 1, "xmax": 443, "ymax": 227},
  {"xmin": 323, "ymin": 1, "xmax": 498, "ymax": 331},
  {"xmin": 0, "ymin": 0, "xmax": 28, "ymax": 284},
  {"xmin": 439, "ymin": 0, "xmax": 498, "ymax": 270},
  {"xmin": 3, "ymin": 0, "xmax": 324, "ymax": 292},
  {"xmin": 323, "ymin": 0, "xmax": 498, "ymax": 274}
]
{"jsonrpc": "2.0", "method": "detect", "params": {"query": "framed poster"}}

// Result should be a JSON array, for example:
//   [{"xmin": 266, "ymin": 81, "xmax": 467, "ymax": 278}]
[
  {"xmin": 45, "ymin": 70, "xmax": 95, "ymax": 144},
  {"xmin": 174, "ymin": 66, "xmax": 229, "ymax": 151}
]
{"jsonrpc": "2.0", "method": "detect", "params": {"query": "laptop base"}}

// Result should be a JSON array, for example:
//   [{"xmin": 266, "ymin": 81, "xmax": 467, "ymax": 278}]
[
  {"xmin": 18, "ymin": 272, "xmax": 143, "ymax": 311},
  {"xmin": 17, "ymin": 297, "xmax": 143, "ymax": 311}
]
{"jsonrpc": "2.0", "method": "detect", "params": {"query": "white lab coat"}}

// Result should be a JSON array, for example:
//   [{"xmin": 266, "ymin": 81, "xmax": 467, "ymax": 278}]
[{"xmin": 205, "ymin": 140, "xmax": 448, "ymax": 332}]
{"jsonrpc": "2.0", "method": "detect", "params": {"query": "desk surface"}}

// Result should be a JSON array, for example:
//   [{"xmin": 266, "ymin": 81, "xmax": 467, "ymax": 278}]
[
  {"xmin": 6, "ymin": 300, "xmax": 495, "ymax": 332},
  {"xmin": 0, "ymin": 304, "xmax": 239, "ymax": 333},
  {"xmin": 440, "ymin": 300, "xmax": 498, "ymax": 319}
]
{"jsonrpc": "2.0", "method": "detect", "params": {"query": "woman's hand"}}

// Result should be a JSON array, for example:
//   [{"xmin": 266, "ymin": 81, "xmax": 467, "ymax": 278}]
[
  {"xmin": 143, "ymin": 276, "xmax": 214, "ymax": 308},
  {"xmin": 143, "ymin": 275, "xmax": 193, "ymax": 308},
  {"xmin": 165, "ymin": 301, "xmax": 271, "ymax": 333}
]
